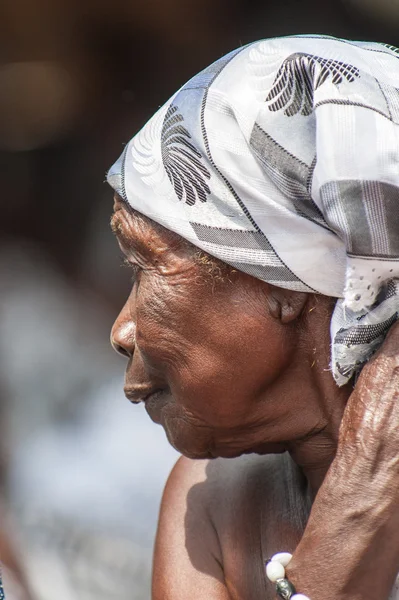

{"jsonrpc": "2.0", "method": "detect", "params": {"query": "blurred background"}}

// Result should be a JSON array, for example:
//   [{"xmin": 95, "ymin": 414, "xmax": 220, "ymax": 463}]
[{"xmin": 1, "ymin": 0, "xmax": 399, "ymax": 598}]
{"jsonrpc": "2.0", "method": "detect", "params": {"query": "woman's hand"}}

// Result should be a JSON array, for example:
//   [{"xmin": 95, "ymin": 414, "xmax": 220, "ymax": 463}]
[
  {"xmin": 333, "ymin": 318, "xmax": 399, "ymax": 520},
  {"xmin": 287, "ymin": 320, "xmax": 399, "ymax": 600}
]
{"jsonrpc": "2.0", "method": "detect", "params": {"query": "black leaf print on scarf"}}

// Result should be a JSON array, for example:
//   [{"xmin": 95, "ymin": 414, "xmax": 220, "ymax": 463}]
[
  {"xmin": 266, "ymin": 53, "xmax": 360, "ymax": 116},
  {"xmin": 161, "ymin": 105, "xmax": 211, "ymax": 205},
  {"xmin": 381, "ymin": 43, "xmax": 399, "ymax": 56}
]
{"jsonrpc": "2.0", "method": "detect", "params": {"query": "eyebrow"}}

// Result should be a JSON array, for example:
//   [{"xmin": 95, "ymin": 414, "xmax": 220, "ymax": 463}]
[
  {"xmin": 110, "ymin": 212, "xmax": 120, "ymax": 236},
  {"xmin": 110, "ymin": 210, "xmax": 144, "ymax": 240},
  {"xmin": 110, "ymin": 210, "xmax": 153, "ymax": 259}
]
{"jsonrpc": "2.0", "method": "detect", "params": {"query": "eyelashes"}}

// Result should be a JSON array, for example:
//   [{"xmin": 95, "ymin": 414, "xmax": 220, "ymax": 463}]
[{"xmin": 120, "ymin": 255, "xmax": 141, "ymax": 284}]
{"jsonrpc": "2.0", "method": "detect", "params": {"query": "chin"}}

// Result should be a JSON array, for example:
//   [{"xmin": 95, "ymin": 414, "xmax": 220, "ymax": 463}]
[
  {"xmin": 162, "ymin": 420, "xmax": 288, "ymax": 460},
  {"xmin": 149, "ymin": 403, "xmax": 214, "ymax": 459},
  {"xmin": 160, "ymin": 420, "xmax": 215, "ymax": 459},
  {"xmin": 164, "ymin": 429, "xmax": 215, "ymax": 459}
]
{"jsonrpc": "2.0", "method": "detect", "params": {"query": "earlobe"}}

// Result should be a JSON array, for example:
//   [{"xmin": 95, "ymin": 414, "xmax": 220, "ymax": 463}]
[
  {"xmin": 268, "ymin": 288, "xmax": 309, "ymax": 324},
  {"xmin": 280, "ymin": 292, "xmax": 308, "ymax": 323}
]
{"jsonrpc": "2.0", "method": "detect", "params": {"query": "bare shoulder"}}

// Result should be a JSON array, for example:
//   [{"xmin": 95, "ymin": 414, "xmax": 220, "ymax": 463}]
[
  {"xmin": 159, "ymin": 452, "xmax": 285, "ymax": 530},
  {"xmin": 153, "ymin": 453, "xmax": 306, "ymax": 600},
  {"xmin": 153, "ymin": 456, "xmax": 229, "ymax": 599}
]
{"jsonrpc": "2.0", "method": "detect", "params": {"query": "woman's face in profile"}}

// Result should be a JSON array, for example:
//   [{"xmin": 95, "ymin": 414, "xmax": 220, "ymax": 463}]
[{"xmin": 110, "ymin": 197, "xmax": 301, "ymax": 459}]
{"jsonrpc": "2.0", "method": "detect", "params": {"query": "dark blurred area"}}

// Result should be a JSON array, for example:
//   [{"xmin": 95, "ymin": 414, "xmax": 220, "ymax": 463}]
[{"xmin": 0, "ymin": 1, "xmax": 398, "ymax": 598}]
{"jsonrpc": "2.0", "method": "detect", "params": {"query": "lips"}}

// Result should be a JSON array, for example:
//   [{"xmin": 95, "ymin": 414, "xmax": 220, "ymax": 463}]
[
  {"xmin": 124, "ymin": 384, "xmax": 170, "ymax": 425},
  {"xmin": 124, "ymin": 385, "xmax": 164, "ymax": 404}
]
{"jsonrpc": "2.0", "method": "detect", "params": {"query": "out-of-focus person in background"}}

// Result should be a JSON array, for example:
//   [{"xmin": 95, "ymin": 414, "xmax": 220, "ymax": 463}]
[{"xmin": 1, "ymin": 0, "xmax": 399, "ymax": 599}]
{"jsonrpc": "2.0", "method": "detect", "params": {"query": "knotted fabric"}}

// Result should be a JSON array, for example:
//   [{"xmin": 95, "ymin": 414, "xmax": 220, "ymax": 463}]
[{"xmin": 107, "ymin": 35, "xmax": 399, "ymax": 385}]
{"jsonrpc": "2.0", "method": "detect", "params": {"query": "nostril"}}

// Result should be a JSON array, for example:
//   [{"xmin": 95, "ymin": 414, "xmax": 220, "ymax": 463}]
[
  {"xmin": 112, "ymin": 341, "xmax": 131, "ymax": 359},
  {"xmin": 110, "ymin": 320, "xmax": 135, "ymax": 358}
]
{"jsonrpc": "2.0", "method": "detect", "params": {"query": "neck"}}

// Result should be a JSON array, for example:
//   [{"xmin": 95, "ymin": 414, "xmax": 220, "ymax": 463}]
[
  {"xmin": 286, "ymin": 296, "xmax": 352, "ymax": 496},
  {"xmin": 287, "ymin": 403, "xmax": 346, "ymax": 496}
]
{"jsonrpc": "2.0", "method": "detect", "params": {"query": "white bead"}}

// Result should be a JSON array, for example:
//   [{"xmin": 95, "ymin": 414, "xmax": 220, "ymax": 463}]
[
  {"xmin": 291, "ymin": 595, "xmax": 311, "ymax": 600},
  {"xmin": 265, "ymin": 560, "xmax": 285, "ymax": 582},
  {"xmin": 271, "ymin": 552, "xmax": 293, "ymax": 567}
]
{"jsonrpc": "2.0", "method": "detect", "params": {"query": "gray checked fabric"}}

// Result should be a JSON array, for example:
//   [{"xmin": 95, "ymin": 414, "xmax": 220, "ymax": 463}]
[{"xmin": 107, "ymin": 35, "xmax": 399, "ymax": 385}]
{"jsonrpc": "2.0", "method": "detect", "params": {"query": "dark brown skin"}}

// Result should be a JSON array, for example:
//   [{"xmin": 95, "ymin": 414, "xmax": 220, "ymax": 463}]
[{"xmin": 111, "ymin": 194, "xmax": 399, "ymax": 600}]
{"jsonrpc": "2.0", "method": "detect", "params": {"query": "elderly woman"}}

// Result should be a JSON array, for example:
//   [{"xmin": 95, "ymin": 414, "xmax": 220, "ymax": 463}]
[{"xmin": 108, "ymin": 35, "xmax": 399, "ymax": 600}]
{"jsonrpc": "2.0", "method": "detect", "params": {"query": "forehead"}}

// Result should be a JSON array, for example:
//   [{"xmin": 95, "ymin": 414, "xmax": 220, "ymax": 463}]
[{"xmin": 110, "ymin": 194, "xmax": 189, "ymax": 254}]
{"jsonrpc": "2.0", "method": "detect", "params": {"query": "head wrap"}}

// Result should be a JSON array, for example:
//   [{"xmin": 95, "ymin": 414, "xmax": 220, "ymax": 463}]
[{"xmin": 107, "ymin": 35, "xmax": 399, "ymax": 386}]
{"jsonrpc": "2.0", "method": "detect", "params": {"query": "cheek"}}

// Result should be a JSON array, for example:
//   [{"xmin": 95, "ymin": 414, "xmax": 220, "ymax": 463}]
[
  {"xmin": 164, "ymin": 310, "xmax": 292, "ymax": 430},
  {"xmin": 134, "ymin": 275, "xmax": 193, "ymax": 367},
  {"xmin": 134, "ymin": 275, "xmax": 295, "ymax": 430},
  {"xmin": 170, "ymin": 325, "xmax": 288, "ymax": 426}
]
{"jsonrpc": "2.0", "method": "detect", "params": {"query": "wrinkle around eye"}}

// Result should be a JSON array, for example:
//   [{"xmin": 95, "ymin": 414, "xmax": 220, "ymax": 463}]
[{"xmin": 120, "ymin": 256, "xmax": 142, "ymax": 285}]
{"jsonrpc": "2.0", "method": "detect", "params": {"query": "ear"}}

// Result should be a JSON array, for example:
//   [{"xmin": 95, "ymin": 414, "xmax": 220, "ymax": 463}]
[{"xmin": 267, "ymin": 287, "xmax": 309, "ymax": 324}]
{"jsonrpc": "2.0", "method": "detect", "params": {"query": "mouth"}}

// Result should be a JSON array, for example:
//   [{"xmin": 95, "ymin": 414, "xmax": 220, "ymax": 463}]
[
  {"xmin": 124, "ymin": 385, "xmax": 165, "ymax": 405},
  {"xmin": 124, "ymin": 385, "xmax": 170, "ymax": 424}
]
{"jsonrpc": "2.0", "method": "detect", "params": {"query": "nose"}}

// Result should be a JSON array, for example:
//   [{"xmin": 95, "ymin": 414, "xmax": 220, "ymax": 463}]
[{"xmin": 110, "ymin": 306, "xmax": 136, "ymax": 359}]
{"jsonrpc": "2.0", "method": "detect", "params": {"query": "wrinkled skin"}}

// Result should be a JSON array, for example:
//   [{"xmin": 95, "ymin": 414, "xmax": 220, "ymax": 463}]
[
  {"xmin": 111, "ymin": 195, "xmax": 349, "ymax": 470},
  {"xmin": 111, "ymin": 194, "xmax": 399, "ymax": 600}
]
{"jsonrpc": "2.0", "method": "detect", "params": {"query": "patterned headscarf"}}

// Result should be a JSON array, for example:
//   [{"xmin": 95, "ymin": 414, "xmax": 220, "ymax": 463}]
[{"xmin": 107, "ymin": 35, "xmax": 399, "ymax": 386}]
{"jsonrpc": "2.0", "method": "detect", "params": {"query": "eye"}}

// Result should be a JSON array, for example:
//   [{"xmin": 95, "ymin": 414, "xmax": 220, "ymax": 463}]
[{"xmin": 120, "ymin": 256, "xmax": 142, "ymax": 285}]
